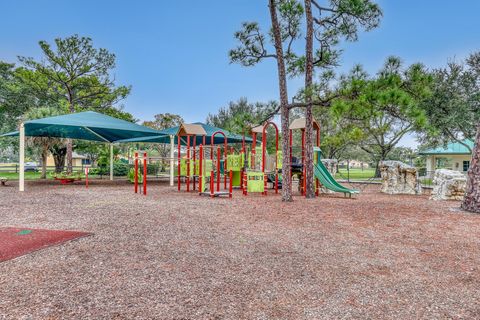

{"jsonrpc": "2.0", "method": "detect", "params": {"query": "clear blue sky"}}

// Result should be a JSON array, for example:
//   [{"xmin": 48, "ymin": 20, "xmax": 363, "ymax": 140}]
[{"xmin": 1, "ymin": 0, "xmax": 479, "ymax": 147}]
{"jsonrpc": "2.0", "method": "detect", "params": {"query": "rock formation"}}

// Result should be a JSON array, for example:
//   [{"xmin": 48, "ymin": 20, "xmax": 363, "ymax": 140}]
[
  {"xmin": 430, "ymin": 169, "xmax": 467, "ymax": 201},
  {"xmin": 380, "ymin": 161, "xmax": 418, "ymax": 195}
]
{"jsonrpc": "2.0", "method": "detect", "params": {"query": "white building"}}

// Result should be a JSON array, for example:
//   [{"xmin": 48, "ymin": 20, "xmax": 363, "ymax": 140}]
[{"xmin": 419, "ymin": 139, "xmax": 473, "ymax": 174}]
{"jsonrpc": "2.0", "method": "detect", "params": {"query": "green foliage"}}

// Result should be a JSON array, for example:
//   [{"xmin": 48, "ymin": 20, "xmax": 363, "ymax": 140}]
[
  {"xmin": 18, "ymin": 34, "xmax": 131, "ymax": 114},
  {"xmin": 127, "ymin": 168, "xmax": 143, "ymax": 184},
  {"xmin": 206, "ymin": 98, "xmax": 278, "ymax": 135},
  {"xmin": 331, "ymin": 57, "xmax": 432, "ymax": 165},
  {"xmin": 143, "ymin": 113, "xmax": 183, "ymax": 131},
  {"xmin": 419, "ymin": 52, "xmax": 480, "ymax": 151}
]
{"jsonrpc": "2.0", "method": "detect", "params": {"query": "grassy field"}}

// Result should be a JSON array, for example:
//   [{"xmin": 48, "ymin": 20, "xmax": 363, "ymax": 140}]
[
  {"xmin": 1, "ymin": 168, "xmax": 378, "ymax": 181},
  {"xmin": 0, "ymin": 172, "xmax": 109, "ymax": 180},
  {"xmin": 0, "ymin": 172, "xmax": 44, "ymax": 180},
  {"xmin": 334, "ymin": 168, "xmax": 377, "ymax": 180}
]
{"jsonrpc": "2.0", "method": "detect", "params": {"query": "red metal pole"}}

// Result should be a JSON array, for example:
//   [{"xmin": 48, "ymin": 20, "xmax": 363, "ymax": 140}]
[
  {"xmin": 143, "ymin": 152, "xmax": 147, "ymax": 195},
  {"xmin": 199, "ymin": 144, "xmax": 203, "ymax": 193},
  {"xmin": 217, "ymin": 146, "xmax": 220, "ymax": 192},
  {"xmin": 224, "ymin": 142, "xmax": 227, "ymax": 189},
  {"xmin": 229, "ymin": 170, "xmax": 233, "ymax": 198},
  {"xmin": 316, "ymin": 125, "xmax": 320, "ymax": 196},
  {"xmin": 134, "ymin": 152, "xmax": 138, "ymax": 194},
  {"xmin": 210, "ymin": 170, "xmax": 214, "ymax": 198},
  {"xmin": 252, "ymin": 132, "xmax": 257, "ymax": 169},
  {"xmin": 186, "ymin": 135, "xmax": 190, "ymax": 192},
  {"xmin": 193, "ymin": 138, "xmax": 196, "ymax": 191},
  {"xmin": 177, "ymin": 135, "xmax": 181, "ymax": 191},
  {"xmin": 261, "ymin": 130, "xmax": 266, "ymax": 174}
]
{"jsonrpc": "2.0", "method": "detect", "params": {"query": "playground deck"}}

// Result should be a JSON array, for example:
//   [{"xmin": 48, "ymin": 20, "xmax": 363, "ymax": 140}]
[{"xmin": 0, "ymin": 181, "xmax": 478, "ymax": 319}]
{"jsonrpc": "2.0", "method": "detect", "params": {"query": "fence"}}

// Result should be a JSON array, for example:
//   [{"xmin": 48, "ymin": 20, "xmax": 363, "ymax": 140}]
[{"xmin": 0, "ymin": 165, "xmax": 91, "ymax": 173}]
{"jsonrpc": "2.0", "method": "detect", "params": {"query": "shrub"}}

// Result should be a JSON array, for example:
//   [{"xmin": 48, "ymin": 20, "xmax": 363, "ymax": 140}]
[{"xmin": 128, "ymin": 167, "xmax": 143, "ymax": 184}]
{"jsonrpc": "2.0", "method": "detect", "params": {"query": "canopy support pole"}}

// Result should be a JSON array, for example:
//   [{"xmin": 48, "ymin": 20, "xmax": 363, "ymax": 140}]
[
  {"xmin": 170, "ymin": 135, "xmax": 174, "ymax": 186},
  {"xmin": 19, "ymin": 123, "xmax": 25, "ymax": 192},
  {"xmin": 109, "ymin": 143, "xmax": 114, "ymax": 181}
]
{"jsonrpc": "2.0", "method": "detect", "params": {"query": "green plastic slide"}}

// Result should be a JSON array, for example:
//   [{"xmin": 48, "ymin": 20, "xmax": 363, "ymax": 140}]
[{"xmin": 314, "ymin": 161, "xmax": 359, "ymax": 195}]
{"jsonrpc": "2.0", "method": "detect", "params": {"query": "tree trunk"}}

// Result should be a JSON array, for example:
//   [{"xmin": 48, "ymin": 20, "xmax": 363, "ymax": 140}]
[
  {"xmin": 304, "ymin": 0, "xmax": 315, "ymax": 198},
  {"xmin": 66, "ymin": 140, "xmax": 73, "ymax": 173},
  {"xmin": 51, "ymin": 146, "xmax": 67, "ymax": 173},
  {"xmin": 41, "ymin": 146, "xmax": 48, "ymax": 179},
  {"xmin": 462, "ymin": 124, "xmax": 480, "ymax": 213},
  {"xmin": 269, "ymin": 0, "xmax": 293, "ymax": 202}
]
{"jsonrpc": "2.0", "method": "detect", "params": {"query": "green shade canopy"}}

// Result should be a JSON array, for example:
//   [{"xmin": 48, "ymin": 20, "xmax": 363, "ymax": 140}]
[
  {"xmin": 0, "ymin": 111, "xmax": 166, "ymax": 143},
  {"xmin": 418, "ymin": 139, "xmax": 473, "ymax": 155},
  {"xmin": 116, "ymin": 122, "xmax": 253, "ymax": 145}
]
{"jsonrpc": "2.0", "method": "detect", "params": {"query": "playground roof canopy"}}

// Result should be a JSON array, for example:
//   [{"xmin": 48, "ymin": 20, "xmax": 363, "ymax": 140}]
[
  {"xmin": 418, "ymin": 139, "xmax": 473, "ymax": 155},
  {"xmin": 0, "ymin": 111, "xmax": 165, "ymax": 143},
  {"xmin": 289, "ymin": 118, "xmax": 320, "ymax": 130},
  {"xmin": 116, "ymin": 122, "xmax": 252, "ymax": 145}
]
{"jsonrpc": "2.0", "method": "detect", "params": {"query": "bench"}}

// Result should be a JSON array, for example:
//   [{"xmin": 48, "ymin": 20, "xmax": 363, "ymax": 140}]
[{"xmin": 0, "ymin": 177, "xmax": 8, "ymax": 186}]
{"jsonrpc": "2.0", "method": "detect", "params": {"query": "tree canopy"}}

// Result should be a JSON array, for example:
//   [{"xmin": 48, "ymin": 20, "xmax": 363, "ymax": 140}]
[
  {"xmin": 419, "ymin": 52, "xmax": 480, "ymax": 152},
  {"xmin": 331, "ymin": 57, "xmax": 432, "ymax": 173}
]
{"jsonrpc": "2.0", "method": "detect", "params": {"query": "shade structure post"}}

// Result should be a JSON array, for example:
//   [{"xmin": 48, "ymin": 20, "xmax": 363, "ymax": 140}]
[
  {"xmin": 109, "ymin": 143, "xmax": 114, "ymax": 181},
  {"xmin": 170, "ymin": 135, "xmax": 174, "ymax": 186},
  {"xmin": 19, "ymin": 123, "xmax": 25, "ymax": 192}
]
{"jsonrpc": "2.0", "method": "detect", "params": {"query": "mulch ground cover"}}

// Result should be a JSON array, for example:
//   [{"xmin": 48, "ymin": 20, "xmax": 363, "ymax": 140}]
[{"xmin": 0, "ymin": 180, "xmax": 478, "ymax": 319}]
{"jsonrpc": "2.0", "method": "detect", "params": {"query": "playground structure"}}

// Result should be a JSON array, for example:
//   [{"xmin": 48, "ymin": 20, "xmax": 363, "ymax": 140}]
[
  {"xmin": 243, "ymin": 122, "xmax": 281, "ymax": 195},
  {"xmin": 175, "ymin": 124, "xmax": 235, "ymax": 198},
  {"xmin": 288, "ymin": 118, "xmax": 358, "ymax": 197},
  {"xmin": 289, "ymin": 118, "xmax": 321, "ymax": 196},
  {"xmin": 128, "ymin": 119, "xmax": 357, "ymax": 198},
  {"xmin": 133, "ymin": 152, "xmax": 148, "ymax": 195}
]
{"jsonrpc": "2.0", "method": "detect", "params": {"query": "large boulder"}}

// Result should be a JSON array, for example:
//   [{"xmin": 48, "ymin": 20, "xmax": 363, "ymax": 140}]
[
  {"xmin": 430, "ymin": 169, "xmax": 467, "ymax": 201},
  {"xmin": 380, "ymin": 160, "xmax": 418, "ymax": 195}
]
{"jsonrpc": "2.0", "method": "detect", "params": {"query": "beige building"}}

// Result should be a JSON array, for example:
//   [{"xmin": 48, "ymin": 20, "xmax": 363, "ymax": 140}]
[
  {"xmin": 338, "ymin": 159, "xmax": 370, "ymax": 169},
  {"xmin": 419, "ymin": 140, "xmax": 472, "ymax": 175},
  {"xmin": 45, "ymin": 152, "xmax": 90, "ymax": 167}
]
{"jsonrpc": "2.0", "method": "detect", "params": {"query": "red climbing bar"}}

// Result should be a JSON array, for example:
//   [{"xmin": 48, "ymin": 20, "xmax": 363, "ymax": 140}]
[
  {"xmin": 229, "ymin": 170, "xmax": 233, "ymax": 198},
  {"xmin": 193, "ymin": 138, "xmax": 196, "ymax": 191},
  {"xmin": 210, "ymin": 170, "xmax": 214, "ymax": 198},
  {"xmin": 199, "ymin": 144, "xmax": 203, "ymax": 193},
  {"xmin": 177, "ymin": 135, "xmax": 181, "ymax": 191},
  {"xmin": 143, "ymin": 152, "xmax": 147, "ymax": 195},
  {"xmin": 217, "ymin": 146, "xmax": 221, "ymax": 192},
  {"xmin": 186, "ymin": 135, "xmax": 190, "ymax": 192},
  {"xmin": 134, "ymin": 152, "xmax": 138, "ymax": 194}
]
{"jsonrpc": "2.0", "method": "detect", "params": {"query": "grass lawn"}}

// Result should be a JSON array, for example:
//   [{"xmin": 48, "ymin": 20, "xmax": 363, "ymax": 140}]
[
  {"xmin": 0, "ymin": 172, "xmax": 109, "ymax": 180},
  {"xmin": 335, "ymin": 168, "xmax": 377, "ymax": 180},
  {"xmin": 0, "ymin": 172, "xmax": 44, "ymax": 180}
]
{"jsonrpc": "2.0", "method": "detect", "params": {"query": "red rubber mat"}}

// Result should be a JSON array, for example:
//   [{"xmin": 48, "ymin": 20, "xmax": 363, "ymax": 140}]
[{"xmin": 0, "ymin": 227, "xmax": 91, "ymax": 262}]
